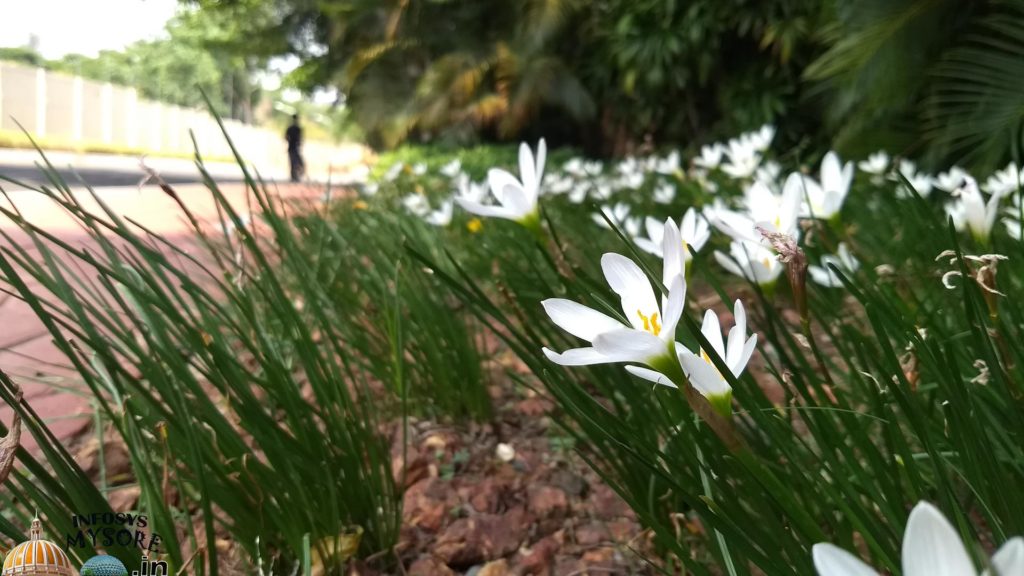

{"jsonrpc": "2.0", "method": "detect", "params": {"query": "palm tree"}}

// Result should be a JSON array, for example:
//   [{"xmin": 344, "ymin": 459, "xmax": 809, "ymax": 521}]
[{"xmin": 806, "ymin": 0, "xmax": 1024, "ymax": 171}]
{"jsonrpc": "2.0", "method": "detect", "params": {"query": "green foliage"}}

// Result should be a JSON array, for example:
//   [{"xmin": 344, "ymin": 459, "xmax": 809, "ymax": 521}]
[
  {"xmin": 808, "ymin": 0, "xmax": 1024, "ymax": 171},
  {"xmin": 0, "ymin": 132, "xmax": 400, "ymax": 573},
  {"xmin": 184, "ymin": 0, "xmax": 827, "ymax": 152}
]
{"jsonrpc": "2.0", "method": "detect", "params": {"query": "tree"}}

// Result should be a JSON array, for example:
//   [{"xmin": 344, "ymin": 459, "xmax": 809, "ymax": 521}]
[
  {"xmin": 806, "ymin": 0, "xmax": 1024, "ymax": 171},
  {"xmin": 182, "ymin": 0, "xmax": 828, "ymax": 153}
]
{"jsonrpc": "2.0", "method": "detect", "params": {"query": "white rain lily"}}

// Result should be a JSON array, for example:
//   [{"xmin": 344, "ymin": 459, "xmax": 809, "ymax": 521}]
[
  {"xmin": 946, "ymin": 176, "xmax": 1000, "ymax": 243},
  {"xmin": 983, "ymin": 162, "xmax": 1022, "ymax": 197},
  {"xmin": 593, "ymin": 203, "xmax": 642, "ymax": 236},
  {"xmin": 402, "ymin": 194, "xmax": 431, "ymax": 218},
  {"xmin": 714, "ymin": 240, "xmax": 784, "ymax": 286},
  {"xmin": 721, "ymin": 138, "xmax": 763, "ymax": 179},
  {"xmin": 655, "ymin": 151, "xmax": 681, "ymax": 175},
  {"xmin": 424, "ymin": 199, "xmax": 454, "ymax": 227},
  {"xmin": 749, "ymin": 125, "xmax": 776, "ymax": 152},
  {"xmin": 813, "ymin": 501, "xmax": 1024, "ymax": 576},
  {"xmin": 895, "ymin": 159, "xmax": 934, "ymax": 198},
  {"xmin": 1004, "ymin": 217, "xmax": 1022, "ymax": 241},
  {"xmin": 755, "ymin": 161, "xmax": 783, "ymax": 188},
  {"xmin": 634, "ymin": 209, "xmax": 711, "ymax": 267},
  {"xmin": 802, "ymin": 152, "xmax": 854, "ymax": 220},
  {"xmin": 440, "ymin": 159, "xmax": 462, "ymax": 178},
  {"xmin": 543, "ymin": 220, "xmax": 690, "ymax": 382},
  {"xmin": 809, "ymin": 243, "xmax": 860, "ymax": 288},
  {"xmin": 383, "ymin": 162, "xmax": 404, "ymax": 182},
  {"xmin": 675, "ymin": 300, "xmax": 757, "ymax": 416},
  {"xmin": 411, "ymin": 162, "xmax": 427, "ymax": 176},
  {"xmin": 858, "ymin": 152, "xmax": 889, "ymax": 175},
  {"xmin": 654, "ymin": 181, "xmax": 677, "ymax": 204},
  {"xmin": 695, "ymin": 143, "xmax": 727, "ymax": 169},
  {"xmin": 455, "ymin": 139, "xmax": 546, "ymax": 225},
  {"xmin": 542, "ymin": 251, "xmax": 685, "ymax": 371},
  {"xmin": 935, "ymin": 166, "xmax": 971, "ymax": 192},
  {"xmin": 712, "ymin": 179, "xmax": 802, "ymax": 244}
]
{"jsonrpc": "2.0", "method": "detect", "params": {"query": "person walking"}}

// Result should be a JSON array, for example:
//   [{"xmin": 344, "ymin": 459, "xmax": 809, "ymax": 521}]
[{"xmin": 285, "ymin": 113, "xmax": 305, "ymax": 182}]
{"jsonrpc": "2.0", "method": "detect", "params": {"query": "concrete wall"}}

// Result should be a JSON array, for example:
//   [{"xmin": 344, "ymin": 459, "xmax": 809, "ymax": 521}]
[{"xmin": 0, "ymin": 61, "xmax": 368, "ymax": 180}]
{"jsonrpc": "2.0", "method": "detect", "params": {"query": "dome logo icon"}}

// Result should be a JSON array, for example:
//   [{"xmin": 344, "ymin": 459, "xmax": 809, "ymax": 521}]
[
  {"xmin": 80, "ymin": 554, "xmax": 129, "ymax": 576},
  {"xmin": 1, "ymin": 517, "xmax": 74, "ymax": 576}
]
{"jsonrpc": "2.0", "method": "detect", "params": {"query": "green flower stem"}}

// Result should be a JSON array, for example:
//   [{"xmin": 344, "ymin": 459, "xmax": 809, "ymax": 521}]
[{"xmin": 649, "ymin": 350, "xmax": 742, "ymax": 452}]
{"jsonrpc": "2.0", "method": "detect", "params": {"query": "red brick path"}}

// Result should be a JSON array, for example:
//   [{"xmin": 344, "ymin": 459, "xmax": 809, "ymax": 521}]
[{"xmin": 0, "ymin": 180, "xmax": 331, "ymax": 449}]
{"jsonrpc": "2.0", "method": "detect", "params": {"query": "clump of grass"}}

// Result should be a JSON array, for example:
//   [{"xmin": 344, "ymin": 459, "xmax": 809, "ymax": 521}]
[{"xmin": 0, "ymin": 130, "xmax": 401, "ymax": 573}]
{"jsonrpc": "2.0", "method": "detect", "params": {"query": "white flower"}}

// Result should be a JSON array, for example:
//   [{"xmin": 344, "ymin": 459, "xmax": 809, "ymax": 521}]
[
  {"xmin": 721, "ymin": 138, "xmax": 762, "ymax": 179},
  {"xmin": 653, "ymin": 182, "xmax": 677, "ymax": 204},
  {"xmin": 402, "ymin": 194, "xmax": 431, "ymax": 217},
  {"xmin": 858, "ymin": 152, "xmax": 889, "ymax": 175},
  {"xmin": 809, "ymin": 243, "xmax": 859, "ymax": 288},
  {"xmin": 424, "ymin": 199, "xmax": 454, "ymax": 227},
  {"xmin": 456, "ymin": 139, "xmax": 546, "ymax": 224},
  {"xmin": 935, "ymin": 166, "xmax": 971, "ymax": 192},
  {"xmin": 712, "ymin": 180, "xmax": 802, "ymax": 243},
  {"xmin": 655, "ymin": 151, "xmax": 681, "ymax": 175},
  {"xmin": 384, "ymin": 162, "xmax": 404, "ymax": 182},
  {"xmin": 750, "ymin": 125, "xmax": 775, "ymax": 152},
  {"xmin": 634, "ymin": 209, "xmax": 711, "ymax": 265},
  {"xmin": 542, "ymin": 230, "xmax": 686, "ymax": 371},
  {"xmin": 983, "ymin": 162, "xmax": 1022, "ymax": 197},
  {"xmin": 895, "ymin": 159, "xmax": 934, "ymax": 198},
  {"xmin": 755, "ymin": 161, "xmax": 782, "ymax": 188},
  {"xmin": 440, "ymin": 159, "xmax": 462, "ymax": 178},
  {"xmin": 593, "ymin": 203, "xmax": 641, "ymax": 236},
  {"xmin": 675, "ymin": 300, "xmax": 756, "ymax": 415},
  {"xmin": 801, "ymin": 152, "xmax": 854, "ymax": 220},
  {"xmin": 813, "ymin": 501, "xmax": 1024, "ymax": 576},
  {"xmin": 411, "ymin": 162, "xmax": 427, "ymax": 176},
  {"xmin": 946, "ymin": 176, "xmax": 1000, "ymax": 242},
  {"xmin": 695, "ymin": 143, "xmax": 726, "ymax": 169},
  {"xmin": 714, "ymin": 240, "xmax": 784, "ymax": 286}
]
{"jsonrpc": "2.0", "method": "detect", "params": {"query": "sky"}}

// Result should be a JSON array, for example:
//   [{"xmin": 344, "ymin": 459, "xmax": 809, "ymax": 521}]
[{"xmin": 0, "ymin": 0, "xmax": 179, "ymax": 59}]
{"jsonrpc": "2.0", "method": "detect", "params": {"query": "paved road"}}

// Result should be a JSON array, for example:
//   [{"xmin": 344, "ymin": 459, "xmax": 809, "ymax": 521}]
[
  {"xmin": 0, "ymin": 149, "xmax": 333, "ymax": 450},
  {"xmin": 0, "ymin": 148, "xmax": 271, "ymax": 190}
]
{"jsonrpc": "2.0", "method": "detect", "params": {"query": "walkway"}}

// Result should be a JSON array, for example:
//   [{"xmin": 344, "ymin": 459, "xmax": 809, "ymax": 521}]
[{"xmin": 0, "ymin": 149, "xmax": 356, "ymax": 449}]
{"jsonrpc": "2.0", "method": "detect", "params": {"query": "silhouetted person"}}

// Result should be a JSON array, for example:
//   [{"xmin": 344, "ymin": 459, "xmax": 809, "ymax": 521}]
[{"xmin": 285, "ymin": 114, "xmax": 304, "ymax": 182}]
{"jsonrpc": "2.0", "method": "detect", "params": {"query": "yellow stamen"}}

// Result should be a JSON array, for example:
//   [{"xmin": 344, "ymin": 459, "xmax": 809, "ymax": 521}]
[
  {"xmin": 700, "ymin": 348, "xmax": 724, "ymax": 378},
  {"xmin": 636, "ymin": 310, "xmax": 662, "ymax": 336},
  {"xmin": 682, "ymin": 239, "xmax": 689, "ymax": 254},
  {"xmin": 774, "ymin": 215, "xmax": 781, "ymax": 229},
  {"xmin": 762, "ymin": 257, "xmax": 772, "ymax": 269}
]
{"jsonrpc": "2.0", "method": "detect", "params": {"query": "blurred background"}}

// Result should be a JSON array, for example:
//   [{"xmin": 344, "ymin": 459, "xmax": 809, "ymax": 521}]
[{"xmin": 1, "ymin": 0, "xmax": 1023, "ymax": 172}]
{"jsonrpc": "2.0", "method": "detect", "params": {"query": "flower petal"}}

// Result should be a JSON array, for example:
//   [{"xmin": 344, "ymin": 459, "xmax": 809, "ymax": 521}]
[
  {"xmin": 662, "ymin": 218, "xmax": 685, "ymax": 287},
  {"xmin": 534, "ymin": 139, "xmax": 547, "ymax": 199},
  {"xmin": 519, "ymin": 141, "xmax": 535, "ymax": 199},
  {"xmin": 701, "ymin": 309, "xmax": 726, "ymax": 359},
  {"xmin": 592, "ymin": 328, "xmax": 668, "ymax": 363},
  {"xmin": 725, "ymin": 300, "xmax": 747, "ymax": 368},
  {"xmin": 543, "ymin": 346, "xmax": 612, "ymax": 366},
  {"xmin": 812, "ymin": 543, "xmax": 879, "ymax": 576},
  {"xmin": 678, "ymin": 349, "xmax": 731, "ymax": 399},
  {"xmin": 487, "ymin": 168, "xmax": 520, "ymax": 203},
  {"xmin": 986, "ymin": 537, "xmax": 1024, "ymax": 576},
  {"xmin": 601, "ymin": 253, "xmax": 660, "ymax": 329},
  {"xmin": 625, "ymin": 365, "xmax": 678, "ymax": 388},
  {"xmin": 542, "ymin": 299, "xmax": 623, "ymax": 342},
  {"xmin": 660, "ymin": 274, "xmax": 686, "ymax": 342},
  {"xmin": 455, "ymin": 197, "xmax": 519, "ymax": 220},
  {"xmin": 902, "ymin": 502, "xmax": 976, "ymax": 576}
]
